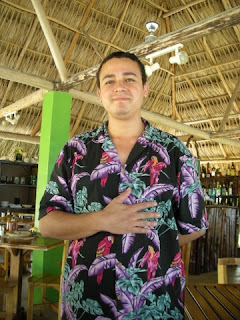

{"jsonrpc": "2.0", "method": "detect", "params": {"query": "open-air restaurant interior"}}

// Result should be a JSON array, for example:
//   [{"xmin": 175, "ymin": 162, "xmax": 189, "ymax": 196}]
[{"xmin": 0, "ymin": 0, "xmax": 240, "ymax": 319}]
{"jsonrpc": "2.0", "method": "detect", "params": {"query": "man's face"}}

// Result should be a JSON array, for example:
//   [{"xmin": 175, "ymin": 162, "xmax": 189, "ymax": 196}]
[{"xmin": 97, "ymin": 58, "xmax": 149, "ymax": 120}]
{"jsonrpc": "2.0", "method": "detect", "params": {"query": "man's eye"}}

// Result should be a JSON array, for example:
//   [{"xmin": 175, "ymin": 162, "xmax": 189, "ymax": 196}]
[
  {"xmin": 105, "ymin": 80, "xmax": 114, "ymax": 85},
  {"xmin": 126, "ymin": 78, "xmax": 134, "ymax": 82}
]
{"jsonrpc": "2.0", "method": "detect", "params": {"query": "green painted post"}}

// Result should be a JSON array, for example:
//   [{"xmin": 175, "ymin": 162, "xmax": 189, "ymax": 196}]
[{"xmin": 32, "ymin": 91, "xmax": 72, "ymax": 303}]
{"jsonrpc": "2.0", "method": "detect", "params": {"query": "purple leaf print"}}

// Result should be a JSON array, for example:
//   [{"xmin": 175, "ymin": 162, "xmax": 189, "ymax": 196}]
[
  {"xmin": 70, "ymin": 172, "xmax": 90, "ymax": 194},
  {"xmin": 68, "ymin": 264, "xmax": 88, "ymax": 281},
  {"xmin": 90, "ymin": 162, "xmax": 121, "ymax": 181},
  {"xmin": 67, "ymin": 137, "xmax": 86, "ymax": 155},
  {"xmin": 136, "ymin": 277, "xmax": 164, "ymax": 309},
  {"xmin": 65, "ymin": 303, "xmax": 76, "ymax": 320},
  {"xmin": 154, "ymin": 143, "xmax": 170, "ymax": 165},
  {"xmin": 100, "ymin": 294, "xmax": 118, "ymax": 318},
  {"xmin": 88, "ymin": 253, "xmax": 118, "ymax": 277},
  {"xmin": 115, "ymin": 264, "xmax": 129, "ymax": 280},
  {"xmin": 188, "ymin": 190, "xmax": 199, "ymax": 218},
  {"xmin": 122, "ymin": 233, "xmax": 136, "ymax": 254},
  {"xmin": 164, "ymin": 265, "xmax": 181, "ymax": 286},
  {"xmin": 115, "ymin": 286, "xmax": 133, "ymax": 313},
  {"xmin": 103, "ymin": 196, "xmax": 112, "ymax": 204},
  {"xmin": 132, "ymin": 156, "xmax": 147, "ymax": 173},
  {"xmin": 141, "ymin": 184, "xmax": 174, "ymax": 199},
  {"xmin": 138, "ymin": 136, "xmax": 170, "ymax": 165},
  {"xmin": 50, "ymin": 195, "xmax": 72, "ymax": 212},
  {"xmin": 96, "ymin": 317, "xmax": 112, "ymax": 320},
  {"xmin": 58, "ymin": 176, "xmax": 70, "ymax": 196},
  {"xmin": 129, "ymin": 247, "xmax": 143, "ymax": 268},
  {"xmin": 181, "ymin": 166, "xmax": 195, "ymax": 185},
  {"xmin": 178, "ymin": 220, "xmax": 200, "ymax": 233},
  {"xmin": 93, "ymin": 134, "xmax": 105, "ymax": 143},
  {"xmin": 105, "ymin": 149, "xmax": 119, "ymax": 162},
  {"xmin": 146, "ymin": 229, "xmax": 160, "ymax": 250}
]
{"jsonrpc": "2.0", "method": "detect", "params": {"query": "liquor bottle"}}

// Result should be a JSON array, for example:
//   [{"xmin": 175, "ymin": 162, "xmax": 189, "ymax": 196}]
[
  {"xmin": 211, "ymin": 166, "xmax": 216, "ymax": 177},
  {"xmin": 230, "ymin": 162, "xmax": 236, "ymax": 176},
  {"xmin": 6, "ymin": 210, "xmax": 11, "ymax": 231},
  {"xmin": 228, "ymin": 182, "xmax": 233, "ymax": 196},
  {"xmin": 227, "ymin": 164, "xmax": 231, "ymax": 176},
  {"xmin": 222, "ymin": 167, "xmax": 227, "ymax": 177},
  {"xmin": 216, "ymin": 182, "xmax": 222, "ymax": 204},
  {"xmin": 201, "ymin": 165, "xmax": 206, "ymax": 178},
  {"xmin": 216, "ymin": 168, "xmax": 221, "ymax": 177},
  {"xmin": 212, "ymin": 180, "xmax": 216, "ymax": 203},
  {"xmin": 206, "ymin": 163, "xmax": 211, "ymax": 178}
]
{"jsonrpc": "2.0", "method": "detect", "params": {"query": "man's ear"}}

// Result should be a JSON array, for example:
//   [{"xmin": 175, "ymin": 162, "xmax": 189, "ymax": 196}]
[
  {"xmin": 97, "ymin": 87, "xmax": 102, "ymax": 102},
  {"xmin": 143, "ymin": 82, "xmax": 149, "ymax": 98}
]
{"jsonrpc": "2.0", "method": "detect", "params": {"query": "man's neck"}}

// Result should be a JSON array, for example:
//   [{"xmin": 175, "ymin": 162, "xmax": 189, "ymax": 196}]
[{"xmin": 107, "ymin": 117, "xmax": 144, "ymax": 139}]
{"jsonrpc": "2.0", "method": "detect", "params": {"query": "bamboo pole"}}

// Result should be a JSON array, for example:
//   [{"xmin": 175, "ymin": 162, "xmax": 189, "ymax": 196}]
[{"xmin": 31, "ymin": 0, "xmax": 67, "ymax": 81}]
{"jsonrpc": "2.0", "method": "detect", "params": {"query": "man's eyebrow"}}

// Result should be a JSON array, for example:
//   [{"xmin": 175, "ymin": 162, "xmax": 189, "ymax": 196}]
[{"xmin": 102, "ymin": 72, "xmax": 138, "ymax": 82}]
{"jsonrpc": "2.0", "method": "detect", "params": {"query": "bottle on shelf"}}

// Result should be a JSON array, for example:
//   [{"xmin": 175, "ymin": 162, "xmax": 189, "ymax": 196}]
[
  {"xmin": 222, "ymin": 167, "xmax": 227, "ymax": 177},
  {"xmin": 227, "ymin": 164, "xmax": 231, "ymax": 176},
  {"xmin": 201, "ymin": 165, "xmax": 206, "ymax": 178},
  {"xmin": 230, "ymin": 162, "xmax": 236, "ymax": 176},
  {"xmin": 228, "ymin": 182, "xmax": 233, "ymax": 196},
  {"xmin": 212, "ymin": 180, "xmax": 216, "ymax": 203},
  {"xmin": 211, "ymin": 166, "xmax": 216, "ymax": 177},
  {"xmin": 206, "ymin": 163, "xmax": 211, "ymax": 178},
  {"xmin": 6, "ymin": 210, "xmax": 11, "ymax": 231}
]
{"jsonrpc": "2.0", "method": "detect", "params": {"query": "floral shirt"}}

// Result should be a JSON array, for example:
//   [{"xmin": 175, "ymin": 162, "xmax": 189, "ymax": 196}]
[{"xmin": 39, "ymin": 119, "xmax": 208, "ymax": 320}]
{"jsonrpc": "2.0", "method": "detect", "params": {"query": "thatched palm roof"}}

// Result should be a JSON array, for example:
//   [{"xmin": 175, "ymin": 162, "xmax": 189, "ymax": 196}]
[{"xmin": 0, "ymin": 0, "xmax": 240, "ymax": 172}]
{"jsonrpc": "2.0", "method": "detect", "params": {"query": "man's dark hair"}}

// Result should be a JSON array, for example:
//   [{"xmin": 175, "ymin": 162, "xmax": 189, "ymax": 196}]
[{"xmin": 96, "ymin": 51, "xmax": 147, "ymax": 88}]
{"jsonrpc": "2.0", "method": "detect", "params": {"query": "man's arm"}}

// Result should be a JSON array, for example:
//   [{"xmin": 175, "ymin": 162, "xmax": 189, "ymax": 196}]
[
  {"xmin": 39, "ymin": 188, "xmax": 160, "ymax": 240},
  {"xmin": 178, "ymin": 229, "xmax": 206, "ymax": 246}
]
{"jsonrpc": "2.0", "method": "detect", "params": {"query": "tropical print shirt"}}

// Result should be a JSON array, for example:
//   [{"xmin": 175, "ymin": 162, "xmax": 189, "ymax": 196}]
[{"xmin": 39, "ymin": 119, "xmax": 208, "ymax": 320}]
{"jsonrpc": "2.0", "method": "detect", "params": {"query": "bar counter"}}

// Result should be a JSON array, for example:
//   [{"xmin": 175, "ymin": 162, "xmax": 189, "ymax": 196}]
[{"xmin": 189, "ymin": 205, "xmax": 239, "ymax": 274}]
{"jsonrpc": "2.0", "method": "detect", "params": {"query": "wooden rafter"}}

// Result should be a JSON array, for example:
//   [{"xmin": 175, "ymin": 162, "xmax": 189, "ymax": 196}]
[
  {"xmin": 55, "ymin": 6, "xmax": 240, "ymax": 91},
  {"xmin": 31, "ymin": 0, "xmax": 68, "ymax": 81},
  {"xmin": 31, "ymin": 0, "xmax": 96, "ymax": 137},
  {"xmin": 163, "ymin": 0, "xmax": 206, "ymax": 18},
  {"xmin": 70, "ymin": 0, "xmax": 132, "ymax": 137},
  {"xmin": 218, "ymin": 77, "xmax": 240, "ymax": 132}
]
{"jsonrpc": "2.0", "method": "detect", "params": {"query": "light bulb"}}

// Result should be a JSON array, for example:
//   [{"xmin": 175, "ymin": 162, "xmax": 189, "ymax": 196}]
[
  {"xmin": 144, "ymin": 63, "xmax": 160, "ymax": 77},
  {"xmin": 169, "ymin": 51, "xmax": 188, "ymax": 65}
]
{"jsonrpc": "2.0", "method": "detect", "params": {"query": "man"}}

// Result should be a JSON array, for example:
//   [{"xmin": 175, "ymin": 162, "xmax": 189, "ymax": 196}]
[{"xmin": 39, "ymin": 51, "xmax": 208, "ymax": 319}]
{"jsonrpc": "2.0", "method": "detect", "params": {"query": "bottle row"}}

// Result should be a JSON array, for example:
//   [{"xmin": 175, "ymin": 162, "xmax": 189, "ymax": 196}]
[
  {"xmin": 201, "ymin": 162, "xmax": 237, "ymax": 178},
  {"xmin": 202, "ymin": 182, "xmax": 239, "ymax": 206}
]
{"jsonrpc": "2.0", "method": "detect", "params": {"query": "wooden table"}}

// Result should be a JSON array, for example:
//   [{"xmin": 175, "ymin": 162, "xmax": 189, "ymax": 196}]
[
  {"xmin": 0, "ymin": 235, "xmax": 63, "ymax": 318},
  {"xmin": 185, "ymin": 284, "xmax": 240, "ymax": 319}
]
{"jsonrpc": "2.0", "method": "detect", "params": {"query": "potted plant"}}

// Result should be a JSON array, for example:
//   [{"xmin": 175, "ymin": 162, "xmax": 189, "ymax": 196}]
[{"xmin": 15, "ymin": 147, "xmax": 23, "ymax": 161}]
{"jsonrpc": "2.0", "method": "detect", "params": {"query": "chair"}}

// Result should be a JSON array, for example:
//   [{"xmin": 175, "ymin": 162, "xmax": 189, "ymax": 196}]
[
  {"xmin": 0, "ymin": 265, "xmax": 17, "ymax": 320},
  {"xmin": 27, "ymin": 240, "xmax": 69, "ymax": 320},
  {"xmin": 0, "ymin": 248, "xmax": 9, "ymax": 280},
  {"xmin": 181, "ymin": 242, "xmax": 192, "ymax": 283},
  {"xmin": 217, "ymin": 257, "xmax": 240, "ymax": 284}
]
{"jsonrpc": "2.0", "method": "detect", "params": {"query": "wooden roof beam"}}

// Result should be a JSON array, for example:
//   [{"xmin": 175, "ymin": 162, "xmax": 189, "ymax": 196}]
[
  {"xmin": 31, "ymin": 0, "xmax": 67, "ymax": 81},
  {"xmin": 55, "ymin": 6, "xmax": 240, "ymax": 91},
  {"xmin": 163, "ymin": 0, "xmax": 206, "ymax": 18}
]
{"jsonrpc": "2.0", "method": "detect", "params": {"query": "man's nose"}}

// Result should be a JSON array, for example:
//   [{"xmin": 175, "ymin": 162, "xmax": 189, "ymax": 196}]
[{"xmin": 113, "ymin": 80, "xmax": 126, "ymax": 91}]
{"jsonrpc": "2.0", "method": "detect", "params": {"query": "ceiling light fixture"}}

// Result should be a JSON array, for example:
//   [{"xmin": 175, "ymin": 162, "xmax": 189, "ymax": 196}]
[
  {"xmin": 1, "ymin": 111, "xmax": 20, "ymax": 126},
  {"xmin": 144, "ymin": 21, "xmax": 159, "ymax": 43},
  {"xmin": 145, "ymin": 62, "xmax": 160, "ymax": 77},
  {"xmin": 146, "ymin": 43, "xmax": 188, "ymax": 65}
]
